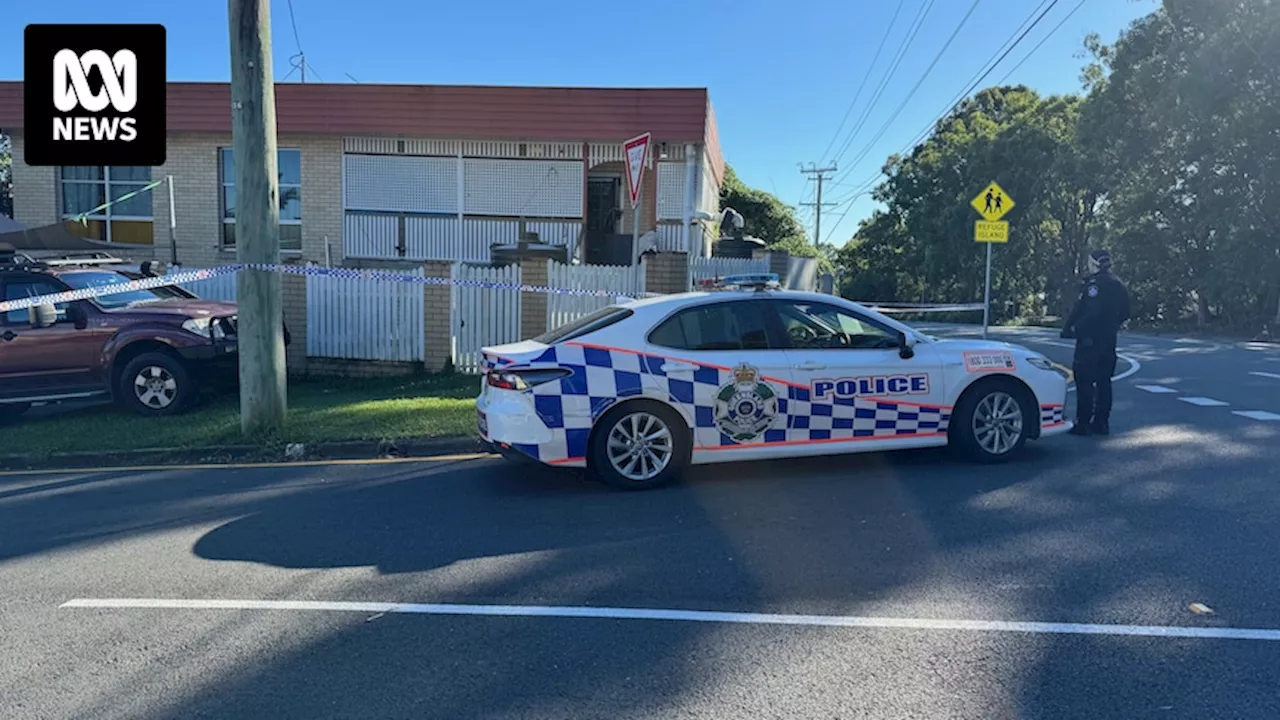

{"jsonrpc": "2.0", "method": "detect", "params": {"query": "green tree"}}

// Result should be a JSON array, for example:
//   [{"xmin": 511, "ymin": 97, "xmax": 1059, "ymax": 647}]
[
  {"xmin": 718, "ymin": 165, "xmax": 808, "ymax": 246},
  {"xmin": 837, "ymin": 0, "xmax": 1280, "ymax": 333},
  {"xmin": 1081, "ymin": 0, "xmax": 1280, "ymax": 329},
  {"xmin": 718, "ymin": 164, "xmax": 832, "ymax": 272},
  {"xmin": 839, "ymin": 86, "xmax": 1090, "ymax": 317}
]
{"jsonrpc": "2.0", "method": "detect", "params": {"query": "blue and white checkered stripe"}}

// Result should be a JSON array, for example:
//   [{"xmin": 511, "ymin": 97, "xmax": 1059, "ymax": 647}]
[
  {"xmin": 494, "ymin": 343, "xmax": 952, "ymax": 464},
  {"xmin": 1041, "ymin": 405, "xmax": 1065, "ymax": 426},
  {"xmin": 0, "ymin": 266, "xmax": 241, "ymax": 313}
]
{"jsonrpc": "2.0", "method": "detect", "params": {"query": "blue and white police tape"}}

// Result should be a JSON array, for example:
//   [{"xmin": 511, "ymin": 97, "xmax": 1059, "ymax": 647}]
[
  {"xmin": 0, "ymin": 265, "xmax": 244, "ymax": 314},
  {"xmin": 0, "ymin": 263, "xmax": 657, "ymax": 315}
]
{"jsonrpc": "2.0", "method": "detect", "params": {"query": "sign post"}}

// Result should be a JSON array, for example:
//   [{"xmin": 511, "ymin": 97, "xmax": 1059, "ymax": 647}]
[
  {"xmin": 970, "ymin": 181, "xmax": 1015, "ymax": 339},
  {"xmin": 624, "ymin": 133, "xmax": 652, "ymax": 252}
]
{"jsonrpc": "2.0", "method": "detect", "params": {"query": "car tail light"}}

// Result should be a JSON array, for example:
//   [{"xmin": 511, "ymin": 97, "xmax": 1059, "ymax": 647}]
[{"xmin": 486, "ymin": 368, "xmax": 571, "ymax": 391}]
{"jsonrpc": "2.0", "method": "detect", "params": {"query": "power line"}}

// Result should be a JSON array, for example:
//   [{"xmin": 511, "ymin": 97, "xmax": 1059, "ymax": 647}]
[
  {"xmin": 827, "ymin": 0, "xmax": 938, "ymax": 171},
  {"xmin": 285, "ymin": 0, "xmax": 307, "ymax": 82},
  {"xmin": 829, "ymin": 0, "xmax": 984, "ymax": 187},
  {"xmin": 818, "ymin": 0, "xmax": 907, "ymax": 166},
  {"xmin": 824, "ymin": 0, "xmax": 1068, "ymax": 242},
  {"xmin": 997, "ymin": 0, "xmax": 1088, "ymax": 85},
  {"xmin": 829, "ymin": 0, "xmax": 1054, "ymax": 191}
]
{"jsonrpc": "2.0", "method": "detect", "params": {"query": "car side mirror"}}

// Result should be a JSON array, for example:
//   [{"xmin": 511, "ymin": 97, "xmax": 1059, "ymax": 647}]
[
  {"xmin": 28, "ymin": 303, "xmax": 57, "ymax": 329},
  {"xmin": 897, "ymin": 331, "xmax": 916, "ymax": 359},
  {"xmin": 67, "ymin": 303, "xmax": 89, "ymax": 330}
]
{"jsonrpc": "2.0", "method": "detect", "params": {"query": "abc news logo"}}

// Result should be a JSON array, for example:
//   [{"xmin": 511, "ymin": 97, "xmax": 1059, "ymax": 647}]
[{"xmin": 24, "ymin": 24, "xmax": 166, "ymax": 166}]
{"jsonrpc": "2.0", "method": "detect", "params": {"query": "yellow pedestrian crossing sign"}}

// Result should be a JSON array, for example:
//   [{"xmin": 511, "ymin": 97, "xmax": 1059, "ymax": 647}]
[{"xmin": 971, "ymin": 182, "xmax": 1015, "ymax": 222}]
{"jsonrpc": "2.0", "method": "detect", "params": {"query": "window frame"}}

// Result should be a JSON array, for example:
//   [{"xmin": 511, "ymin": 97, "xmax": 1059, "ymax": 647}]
[
  {"xmin": 533, "ymin": 307, "xmax": 634, "ymax": 345},
  {"xmin": 58, "ymin": 166, "xmax": 155, "ymax": 245},
  {"xmin": 646, "ymin": 299, "xmax": 780, "ymax": 352},
  {"xmin": 1, "ymin": 274, "xmax": 72, "ymax": 326},
  {"xmin": 218, "ymin": 147, "xmax": 303, "ymax": 252},
  {"xmin": 768, "ymin": 299, "xmax": 903, "ymax": 351}
]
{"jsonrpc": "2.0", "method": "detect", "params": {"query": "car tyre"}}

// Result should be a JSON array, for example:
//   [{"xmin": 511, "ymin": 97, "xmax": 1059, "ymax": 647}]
[
  {"xmin": 951, "ymin": 379, "xmax": 1033, "ymax": 464},
  {"xmin": 589, "ymin": 401, "xmax": 689, "ymax": 491},
  {"xmin": 119, "ymin": 352, "xmax": 193, "ymax": 417}
]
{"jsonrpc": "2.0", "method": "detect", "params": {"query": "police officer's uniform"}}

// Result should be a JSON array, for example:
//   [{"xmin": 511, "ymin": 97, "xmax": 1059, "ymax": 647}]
[{"xmin": 1061, "ymin": 250, "xmax": 1130, "ymax": 435}]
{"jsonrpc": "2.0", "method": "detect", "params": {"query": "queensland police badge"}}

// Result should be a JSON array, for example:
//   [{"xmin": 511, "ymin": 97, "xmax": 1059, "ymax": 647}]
[{"xmin": 714, "ymin": 363, "xmax": 779, "ymax": 442}]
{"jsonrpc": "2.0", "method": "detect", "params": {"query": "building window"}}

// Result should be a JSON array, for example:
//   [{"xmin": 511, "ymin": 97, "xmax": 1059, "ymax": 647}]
[
  {"xmin": 59, "ymin": 166, "xmax": 155, "ymax": 245},
  {"xmin": 219, "ymin": 147, "xmax": 302, "ymax": 251}
]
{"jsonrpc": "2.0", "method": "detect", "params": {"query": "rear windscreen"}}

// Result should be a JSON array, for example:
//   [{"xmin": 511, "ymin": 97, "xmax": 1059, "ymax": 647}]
[{"xmin": 533, "ymin": 307, "xmax": 633, "ymax": 345}]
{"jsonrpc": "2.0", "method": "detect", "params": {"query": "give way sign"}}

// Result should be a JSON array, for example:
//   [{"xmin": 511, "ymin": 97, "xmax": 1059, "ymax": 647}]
[{"xmin": 623, "ymin": 133, "xmax": 652, "ymax": 208}]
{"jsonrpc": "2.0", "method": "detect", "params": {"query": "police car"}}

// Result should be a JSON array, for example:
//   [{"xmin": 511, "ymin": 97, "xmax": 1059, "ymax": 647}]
[{"xmin": 476, "ymin": 274, "xmax": 1071, "ymax": 490}]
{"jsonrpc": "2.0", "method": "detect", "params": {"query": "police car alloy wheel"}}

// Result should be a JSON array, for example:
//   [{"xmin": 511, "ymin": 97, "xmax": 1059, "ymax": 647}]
[
  {"xmin": 951, "ymin": 381, "xmax": 1032, "ymax": 462},
  {"xmin": 590, "ymin": 402, "xmax": 688, "ymax": 490}
]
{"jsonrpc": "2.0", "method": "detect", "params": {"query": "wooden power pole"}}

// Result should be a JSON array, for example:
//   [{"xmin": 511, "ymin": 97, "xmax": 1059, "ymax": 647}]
[{"xmin": 229, "ymin": 0, "xmax": 287, "ymax": 434}]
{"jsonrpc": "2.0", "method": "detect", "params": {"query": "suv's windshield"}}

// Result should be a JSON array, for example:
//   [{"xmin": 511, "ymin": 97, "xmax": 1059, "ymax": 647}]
[{"xmin": 59, "ymin": 271, "xmax": 170, "ymax": 309}]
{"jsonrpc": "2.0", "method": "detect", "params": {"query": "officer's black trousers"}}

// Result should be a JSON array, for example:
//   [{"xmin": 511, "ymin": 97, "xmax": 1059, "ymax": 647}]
[{"xmin": 1074, "ymin": 346, "xmax": 1118, "ymax": 428}]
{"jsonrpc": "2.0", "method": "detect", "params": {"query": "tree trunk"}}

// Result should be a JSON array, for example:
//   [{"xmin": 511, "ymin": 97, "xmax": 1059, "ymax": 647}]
[{"xmin": 1195, "ymin": 290, "xmax": 1211, "ymax": 326}]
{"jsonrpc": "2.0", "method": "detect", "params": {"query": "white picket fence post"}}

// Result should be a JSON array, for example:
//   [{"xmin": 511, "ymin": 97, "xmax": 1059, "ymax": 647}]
[
  {"xmin": 688, "ymin": 256, "xmax": 770, "ymax": 288},
  {"xmin": 545, "ymin": 260, "xmax": 646, "ymax": 330},
  {"xmin": 452, "ymin": 262, "xmax": 523, "ymax": 374},
  {"xmin": 305, "ymin": 268, "xmax": 425, "ymax": 362}
]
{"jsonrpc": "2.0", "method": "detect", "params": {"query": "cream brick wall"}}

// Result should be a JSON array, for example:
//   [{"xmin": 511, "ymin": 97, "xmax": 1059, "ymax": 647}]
[
  {"xmin": 153, "ymin": 133, "xmax": 228, "ymax": 267},
  {"xmin": 9, "ymin": 131, "xmax": 341, "ymax": 267},
  {"xmin": 156, "ymin": 133, "xmax": 342, "ymax": 268},
  {"xmin": 297, "ymin": 135, "xmax": 342, "ymax": 264},
  {"xmin": 9, "ymin": 134, "xmax": 58, "ymax": 229}
]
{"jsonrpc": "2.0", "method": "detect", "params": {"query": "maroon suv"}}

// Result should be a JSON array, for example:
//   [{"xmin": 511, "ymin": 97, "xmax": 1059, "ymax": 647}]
[{"xmin": 0, "ymin": 247, "xmax": 245, "ymax": 419}]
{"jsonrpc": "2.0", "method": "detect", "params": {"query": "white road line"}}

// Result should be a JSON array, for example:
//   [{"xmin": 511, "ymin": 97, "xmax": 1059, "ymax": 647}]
[
  {"xmin": 59, "ymin": 598, "xmax": 1280, "ymax": 642},
  {"xmin": 1233, "ymin": 410, "xmax": 1280, "ymax": 422},
  {"xmin": 1249, "ymin": 371, "xmax": 1280, "ymax": 380},
  {"xmin": 1135, "ymin": 385, "xmax": 1179, "ymax": 394},
  {"xmin": 1064, "ymin": 353, "xmax": 1142, "ymax": 395},
  {"xmin": 1178, "ymin": 397, "xmax": 1230, "ymax": 407}
]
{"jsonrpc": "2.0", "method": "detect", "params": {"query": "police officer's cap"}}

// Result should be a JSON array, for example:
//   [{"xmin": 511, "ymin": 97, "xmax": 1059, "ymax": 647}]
[{"xmin": 1089, "ymin": 249, "xmax": 1112, "ymax": 269}]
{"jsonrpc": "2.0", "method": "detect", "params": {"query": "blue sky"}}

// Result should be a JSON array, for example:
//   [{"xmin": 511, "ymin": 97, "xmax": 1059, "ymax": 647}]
[{"xmin": 2, "ymin": 0, "xmax": 1155, "ymax": 244}]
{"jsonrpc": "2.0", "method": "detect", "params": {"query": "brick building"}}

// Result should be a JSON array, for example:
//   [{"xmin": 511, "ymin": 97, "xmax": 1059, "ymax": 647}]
[{"xmin": 0, "ymin": 81, "xmax": 725, "ymax": 269}]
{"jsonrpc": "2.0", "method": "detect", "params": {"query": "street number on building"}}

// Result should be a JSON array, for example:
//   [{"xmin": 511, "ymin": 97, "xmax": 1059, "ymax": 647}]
[
  {"xmin": 970, "ymin": 182, "xmax": 1015, "ymax": 222},
  {"xmin": 974, "ymin": 220, "xmax": 1009, "ymax": 243}
]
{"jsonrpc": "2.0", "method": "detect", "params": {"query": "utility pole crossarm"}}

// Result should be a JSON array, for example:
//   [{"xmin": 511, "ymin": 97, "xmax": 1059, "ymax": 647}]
[{"xmin": 799, "ymin": 163, "xmax": 838, "ymax": 244}]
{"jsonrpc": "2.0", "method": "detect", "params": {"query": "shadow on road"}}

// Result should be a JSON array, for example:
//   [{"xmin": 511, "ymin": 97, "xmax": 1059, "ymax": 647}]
[{"xmin": 6, "ymin": 423, "xmax": 1280, "ymax": 717}]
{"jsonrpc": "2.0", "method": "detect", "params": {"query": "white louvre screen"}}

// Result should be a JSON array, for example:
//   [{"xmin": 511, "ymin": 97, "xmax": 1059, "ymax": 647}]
[
  {"xmin": 657, "ymin": 162, "xmax": 687, "ymax": 220},
  {"xmin": 699, "ymin": 154, "xmax": 720, "ymax": 214},
  {"xmin": 344, "ymin": 213, "xmax": 400, "ymax": 258},
  {"xmin": 406, "ymin": 216, "xmax": 466, "ymax": 261},
  {"xmin": 463, "ymin": 159, "xmax": 582, "ymax": 218},
  {"xmin": 344, "ymin": 154, "xmax": 458, "ymax": 213}
]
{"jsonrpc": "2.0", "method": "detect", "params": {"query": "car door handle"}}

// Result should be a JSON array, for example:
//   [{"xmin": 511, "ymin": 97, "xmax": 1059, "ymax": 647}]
[
  {"xmin": 661, "ymin": 361, "xmax": 696, "ymax": 373},
  {"xmin": 793, "ymin": 360, "xmax": 827, "ymax": 371},
  {"xmin": 1, "ymin": 331, "xmax": 16, "ymax": 342}
]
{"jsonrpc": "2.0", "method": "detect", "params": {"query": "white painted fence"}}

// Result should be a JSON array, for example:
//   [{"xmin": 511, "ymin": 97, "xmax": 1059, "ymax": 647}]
[
  {"xmin": 452, "ymin": 262, "xmax": 522, "ymax": 374},
  {"xmin": 689, "ymin": 256, "xmax": 770, "ymax": 287},
  {"xmin": 546, "ymin": 260, "xmax": 646, "ymax": 330},
  {"xmin": 181, "ymin": 270, "xmax": 238, "ymax": 302},
  {"xmin": 306, "ymin": 268, "xmax": 425, "ymax": 362}
]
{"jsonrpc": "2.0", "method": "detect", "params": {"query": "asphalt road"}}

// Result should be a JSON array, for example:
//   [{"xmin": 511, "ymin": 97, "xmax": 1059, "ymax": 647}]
[{"xmin": 2, "ymin": 326, "xmax": 1278, "ymax": 719}]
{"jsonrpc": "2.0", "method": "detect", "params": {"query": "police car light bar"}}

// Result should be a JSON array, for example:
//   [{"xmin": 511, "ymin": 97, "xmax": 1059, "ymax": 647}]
[{"xmin": 703, "ymin": 273, "xmax": 780, "ymax": 291}]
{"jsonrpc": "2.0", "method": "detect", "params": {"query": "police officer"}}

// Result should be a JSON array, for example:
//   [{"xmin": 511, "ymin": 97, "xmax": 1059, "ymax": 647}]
[{"xmin": 1061, "ymin": 249, "xmax": 1130, "ymax": 435}]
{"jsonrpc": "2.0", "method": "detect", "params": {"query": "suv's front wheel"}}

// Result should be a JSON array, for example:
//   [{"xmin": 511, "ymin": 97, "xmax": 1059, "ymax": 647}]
[{"xmin": 119, "ymin": 352, "xmax": 193, "ymax": 416}]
